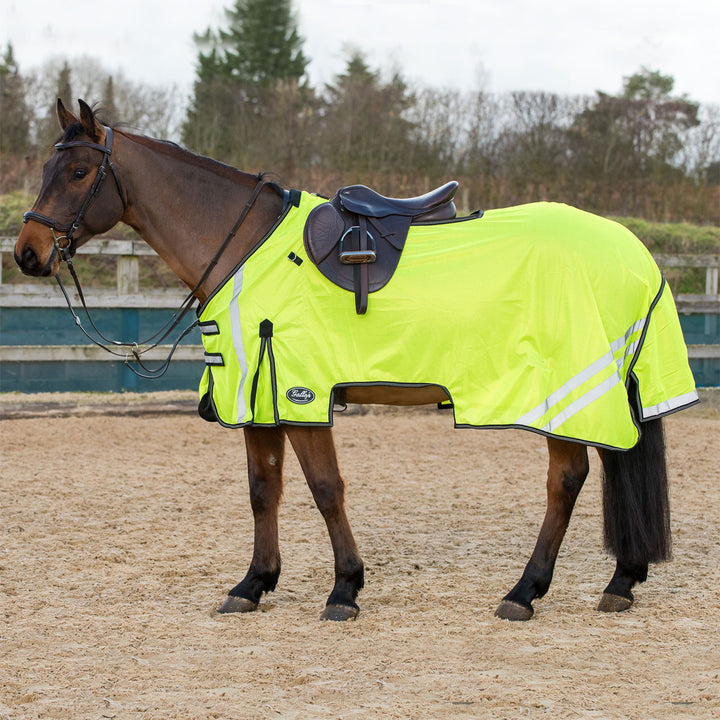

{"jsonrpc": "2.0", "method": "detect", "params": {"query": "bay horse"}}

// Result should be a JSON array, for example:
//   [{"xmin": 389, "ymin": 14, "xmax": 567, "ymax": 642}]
[{"xmin": 15, "ymin": 99, "xmax": 690, "ymax": 621}]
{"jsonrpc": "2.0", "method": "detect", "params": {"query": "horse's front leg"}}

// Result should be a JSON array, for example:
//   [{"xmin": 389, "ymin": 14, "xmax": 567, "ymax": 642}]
[
  {"xmin": 218, "ymin": 426, "xmax": 285, "ymax": 613},
  {"xmin": 495, "ymin": 438, "xmax": 589, "ymax": 621},
  {"xmin": 286, "ymin": 426, "xmax": 365, "ymax": 621}
]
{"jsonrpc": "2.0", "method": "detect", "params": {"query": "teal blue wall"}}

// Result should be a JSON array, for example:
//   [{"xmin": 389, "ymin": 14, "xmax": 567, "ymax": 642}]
[
  {"xmin": 1, "ymin": 307, "xmax": 718, "ymax": 392},
  {"xmin": 0, "ymin": 307, "xmax": 202, "ymax": 393}
]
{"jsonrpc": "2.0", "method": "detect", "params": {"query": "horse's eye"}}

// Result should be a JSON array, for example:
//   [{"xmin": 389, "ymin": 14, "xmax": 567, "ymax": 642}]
[{"xmin": 72, "ymin": 168, "xmax": 88, "ymax": 180}]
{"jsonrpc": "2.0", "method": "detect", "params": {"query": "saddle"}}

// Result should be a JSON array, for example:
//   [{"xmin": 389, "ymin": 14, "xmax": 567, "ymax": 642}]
[{"xmin": 303, "ymin": 181, "xmax": 459, "ymax": 314}]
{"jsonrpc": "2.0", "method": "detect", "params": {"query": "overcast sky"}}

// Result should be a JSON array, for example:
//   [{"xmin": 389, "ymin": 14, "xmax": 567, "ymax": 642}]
[{"xmin": 2, "ymin": 0, "xmax": 719, "ymax": 105}]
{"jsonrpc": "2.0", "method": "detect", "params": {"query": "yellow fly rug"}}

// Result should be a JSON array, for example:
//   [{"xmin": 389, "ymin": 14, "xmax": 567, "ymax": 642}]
[{"xmin": 198, "ymin": 191, "xmax": 698, "ymax": 450}]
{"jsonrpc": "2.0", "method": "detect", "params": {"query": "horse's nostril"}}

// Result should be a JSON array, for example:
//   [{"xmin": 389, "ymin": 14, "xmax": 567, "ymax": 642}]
[
  {"xmin": 23, "ymin": 246, "xmax": 39, "ymax": 268},
  {"xmin": 15, "ymin": 245, "xmax": 40, "ymax": 272}
]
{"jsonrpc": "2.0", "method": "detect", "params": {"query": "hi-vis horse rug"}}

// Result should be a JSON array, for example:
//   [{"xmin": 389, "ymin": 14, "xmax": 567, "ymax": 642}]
[{"xmin": 198, "ymin": 191, "xmax": 698, "ymax": 450}]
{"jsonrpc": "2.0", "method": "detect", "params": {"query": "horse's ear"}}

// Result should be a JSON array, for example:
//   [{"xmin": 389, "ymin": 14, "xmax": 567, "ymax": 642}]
[
  {"xmin": 78, "ymin": 99, "xmax": 102, "ymax": 141},
  {"xmin": 56, "ymin": 98, "xmax": 78, "ymax": 130}
]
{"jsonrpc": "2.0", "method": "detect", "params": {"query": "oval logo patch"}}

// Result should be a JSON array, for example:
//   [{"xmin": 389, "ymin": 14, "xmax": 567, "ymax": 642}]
[{"xmin": 286, "ymin": 387, "xmax": 315, "ymax": 404}]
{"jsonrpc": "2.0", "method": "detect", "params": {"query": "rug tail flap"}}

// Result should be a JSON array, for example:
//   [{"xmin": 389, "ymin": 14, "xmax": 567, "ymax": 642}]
[{"xmin": 631, "ymin": 283, "xmax": 699, "ymax": 420}]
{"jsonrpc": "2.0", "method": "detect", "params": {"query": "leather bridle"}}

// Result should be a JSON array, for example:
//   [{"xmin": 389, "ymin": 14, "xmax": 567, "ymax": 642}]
[
  {"xmin": 21, "ymin": 124, "xmax": 271, "ymax": 379},
  {"xmin": 23, "ymin": 126, "xmax": 126, "ymax": 261}
]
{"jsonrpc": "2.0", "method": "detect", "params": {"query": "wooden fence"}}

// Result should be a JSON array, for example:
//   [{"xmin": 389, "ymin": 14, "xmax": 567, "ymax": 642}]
[{"xmin": 1, "ymin": 237, "xmax": 719, "ymax": 376}]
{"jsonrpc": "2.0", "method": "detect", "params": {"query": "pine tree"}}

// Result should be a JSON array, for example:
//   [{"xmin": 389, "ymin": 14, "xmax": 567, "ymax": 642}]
[
  {"xmin": 56, "ymin": 61, "xmax": 72, "ymax": 106},
  {"xmin": 0, "ymin": 43, "xmax": 31, "ymax": 155},
  {"xmin": 101, "ymin": 75, "xmax": 118, "ymax": 124},
  {"xmin": 321, "ymin": 51, "xmax": 416, "ymax": 178},
  {"xmin": 183, "ymin": 0, "xmax": 309, "ymax": 167},
  {"xmin": 35, "ymin": 61, "xmax": 74, "ymax": 149},
  {"xmin": 216, "ymin": 0, "xmax": 307, "ymax": 86}
]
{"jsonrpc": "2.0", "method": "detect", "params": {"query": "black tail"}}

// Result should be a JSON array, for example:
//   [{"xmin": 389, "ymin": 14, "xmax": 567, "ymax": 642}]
[{"xmin": 600, "ymin": 418, "xmax": 671, "ymax": 566}]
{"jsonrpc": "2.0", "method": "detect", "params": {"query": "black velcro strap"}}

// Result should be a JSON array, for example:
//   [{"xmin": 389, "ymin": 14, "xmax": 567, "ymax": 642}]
[{"xmin": 259, "ymin": 319, "xmax": 274, "ymax": 338}]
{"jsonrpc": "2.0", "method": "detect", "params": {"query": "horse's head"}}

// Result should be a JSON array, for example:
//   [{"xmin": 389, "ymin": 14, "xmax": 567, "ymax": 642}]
[{"xmin": 15, "ymin": 99, "xmax": 126, "ymax": 277}]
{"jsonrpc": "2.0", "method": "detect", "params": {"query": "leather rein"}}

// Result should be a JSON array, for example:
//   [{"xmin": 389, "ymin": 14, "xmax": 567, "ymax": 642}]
[{"xmin": 23, "ymin": 125, "xmax": 269, "ymax": 378}]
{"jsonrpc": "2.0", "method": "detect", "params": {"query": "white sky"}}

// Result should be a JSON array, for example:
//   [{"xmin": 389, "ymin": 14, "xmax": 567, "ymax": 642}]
[{"xmin": 2, "ymin": 0, "xmax": 719, "ymax": 105}]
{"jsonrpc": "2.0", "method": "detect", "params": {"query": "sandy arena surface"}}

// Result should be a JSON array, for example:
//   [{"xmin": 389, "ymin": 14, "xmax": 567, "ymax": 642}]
[{"xmin": 1, "ymin": 392, "xmax": 719, "ymax": 719}]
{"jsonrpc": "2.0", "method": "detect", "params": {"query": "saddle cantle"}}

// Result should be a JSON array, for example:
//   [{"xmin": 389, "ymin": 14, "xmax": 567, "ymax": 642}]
[{"xmin": 303, "ymin": 181, "xmax": 459, "ymax": 314}]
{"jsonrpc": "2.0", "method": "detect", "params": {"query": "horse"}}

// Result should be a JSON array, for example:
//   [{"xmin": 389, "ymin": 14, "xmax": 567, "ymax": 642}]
[{"xmin": 15, "ymin": 99, "xmax": 698, "ymax": 622}]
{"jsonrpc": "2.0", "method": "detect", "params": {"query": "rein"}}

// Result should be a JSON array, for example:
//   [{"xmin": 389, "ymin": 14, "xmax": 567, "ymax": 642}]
[{"xmin": 24, "ymin": 125, "xmax": 270, "ymax": 378}]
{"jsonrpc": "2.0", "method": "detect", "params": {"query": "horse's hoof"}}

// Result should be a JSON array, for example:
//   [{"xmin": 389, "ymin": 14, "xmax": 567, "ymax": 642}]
[
  {"xmin": 320, "ymin": 604, "xmax": 359, "ymax": 621},
  {"xmin": 597, "ymin": 593, "xmax": 633, "ymax": 613},
  {"xmin": 217, "ymin": 595, "xmax": 259, "ymax": 614},
  {"xmin": 494, "ymin": 600, "xmax": 534, "ymax": 621}
]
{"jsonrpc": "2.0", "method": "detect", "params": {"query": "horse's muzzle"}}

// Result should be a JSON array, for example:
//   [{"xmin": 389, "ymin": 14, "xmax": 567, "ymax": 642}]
[{"xmin": 14, "ymin": 240, "xmax": 58, "ymax": 277}]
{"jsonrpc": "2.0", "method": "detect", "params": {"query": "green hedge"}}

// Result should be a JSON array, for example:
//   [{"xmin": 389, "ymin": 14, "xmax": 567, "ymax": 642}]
[
  {"xmin": 612, "ymin": 217, "xmax": 720, "ymax": 295},
  {"xmin": 0, "ymin": 191, "xmax": 33, "ymax": 236},
  {"xmin": 3, "ymin": 193, "xmax": 718, "ymax": 294},
  {"xmin": 613, "ymin": 216, "xmax": 720, "ymax": 254}
]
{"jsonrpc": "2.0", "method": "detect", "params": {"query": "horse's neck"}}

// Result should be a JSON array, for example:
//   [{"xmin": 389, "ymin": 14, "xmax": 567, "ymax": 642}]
[{"xmin": 116, "ymin": 132, "xmax": 283, "ymax": 302}]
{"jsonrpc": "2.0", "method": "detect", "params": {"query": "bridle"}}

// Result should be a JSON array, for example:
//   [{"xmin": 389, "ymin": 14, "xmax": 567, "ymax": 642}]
[
  {"xmin": 22, "ymin": 124, "xmax": 271, "ymax": 378},
  {"xmin": 23, "ymin": 126, "xmax": 126, "ymax": 262}
]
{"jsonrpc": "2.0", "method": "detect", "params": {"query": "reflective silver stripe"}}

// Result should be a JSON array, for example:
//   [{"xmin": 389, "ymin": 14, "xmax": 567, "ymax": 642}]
[
  {"xmin": 614, "ymin": 336, "xmax": 642, "ymax": 373},
  {"xmin": 543, "ymin": 330, "xmax": 646, "ymax": 433},
  {"xmin": 199, "ymin": 320, "xmax": 219, "ymax": 335},
  {"xmin": 609, "ymin": 317, "xmax": 645, "ymax": 354},
  {"xmin": 542, "ymin": 372, "xmax": 621, "ymax": 433},
  {"xmin": 641, "ymin": 390, "xmax": 699, "ymax": 419},
  {"xmin": 515, "ymin": 351, "xmax": 615, "ymax": 427},
  {"xmin": 515, "ymin": 317, "xmax": 647, "ymax": 429},
  {"xmin": 229, "ymin": 266, "xmax": 248, "ymax": 423}
]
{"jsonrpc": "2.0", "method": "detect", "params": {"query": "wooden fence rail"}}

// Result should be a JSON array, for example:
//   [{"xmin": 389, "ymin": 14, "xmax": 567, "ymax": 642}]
[
  {"xmin": 2, "ymin": 238, "xmax": 718, "ymax": 306},
  {"xmin": 1, "ymin": 238, "xmax": 719, "ymax": 373}
]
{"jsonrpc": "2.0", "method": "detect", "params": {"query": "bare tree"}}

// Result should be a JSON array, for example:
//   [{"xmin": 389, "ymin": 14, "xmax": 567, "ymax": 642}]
[{"xmin": 25, "ymin": 56, "xmax": 186, "ymax": 143}]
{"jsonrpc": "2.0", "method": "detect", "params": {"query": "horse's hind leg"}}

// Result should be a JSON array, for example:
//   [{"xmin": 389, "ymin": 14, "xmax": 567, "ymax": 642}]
[
  {"xmin": 286, "ymin": 426, "xmax": 365, "ymax": 621},
  {"xmin": 495, "ymin": 438, "xmax": 589, "ymax": 621},
  {"xmin": 596, "ymin": 560, "xmax": 648, "ymax": 612},
  {"xmin": 596, "ymin": 418, "xmax": 670, "ymax": 613},
  {"xmin": 218, "ymin": 426, "xmax": 285, "ymax": 613}
]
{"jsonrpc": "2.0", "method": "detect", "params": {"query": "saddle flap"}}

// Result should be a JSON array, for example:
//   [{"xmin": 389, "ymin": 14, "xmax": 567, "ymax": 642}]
[
  {"xmin": 302, "ymin": 186, "xmax": 442, "ymax": 314},
  {"xmin": 304, "ymin": 203, "xmax": 346, "ymax": 265},
  {"xmin": 368, "ymin": 215, "xmax": 408, "ymax": 250}
]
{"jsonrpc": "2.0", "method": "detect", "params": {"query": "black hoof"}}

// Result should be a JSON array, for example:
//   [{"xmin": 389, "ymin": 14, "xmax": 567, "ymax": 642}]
[
  {"xmin": 494, "ymin": 599, "xmax": 534, "ymax": 621},
  {"xmin": 320, "ymin": 604, "xmax": 359, "ymax": 621},
  {"xmin": 597, "ymin": 592, "xmax": 633, "ymax": 613},
  {"xmin": 217, "ymin": 595, "xmax": 259, "ymax": 614}
]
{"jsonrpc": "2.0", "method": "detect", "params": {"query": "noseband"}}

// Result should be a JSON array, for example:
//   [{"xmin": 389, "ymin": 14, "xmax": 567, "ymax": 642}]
[
  {"xmin": 21, "ymin": 125, "xmax": 272, "ymax": 379},
  {"xmin": 23, "ymin": 126, "xmax": 126, "ymax": 260}
]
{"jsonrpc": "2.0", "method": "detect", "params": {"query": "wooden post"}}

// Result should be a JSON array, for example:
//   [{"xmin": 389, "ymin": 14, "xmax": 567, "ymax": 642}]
[
  {"xmin": 117, "ymin": 255, "xmax": 139, "ymax": 295},
  {"xmin": 707, "ymin": 265, "xmax": 719, "ymax": 297}
]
